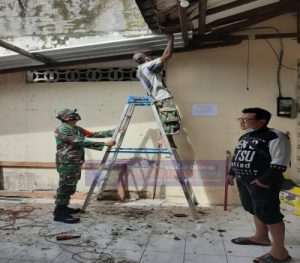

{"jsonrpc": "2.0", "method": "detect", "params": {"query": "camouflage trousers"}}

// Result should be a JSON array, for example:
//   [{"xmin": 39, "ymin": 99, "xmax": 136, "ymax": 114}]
[
  {"xmin": 55, "ymin": 163, "xmax": 82, "ymax": 207},
  {"xmin": 155, "ymin": 98, "xmax": 180, "ymax": 135}
]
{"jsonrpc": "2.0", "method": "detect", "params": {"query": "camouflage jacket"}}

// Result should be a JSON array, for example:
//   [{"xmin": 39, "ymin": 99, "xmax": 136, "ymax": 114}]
[{"xmin": 55, "ymin": 122, "xmax": 114, "ymax": 164}]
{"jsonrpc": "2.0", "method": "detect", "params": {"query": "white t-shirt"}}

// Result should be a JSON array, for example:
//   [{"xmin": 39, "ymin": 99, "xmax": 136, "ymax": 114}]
[{"xmin": 136, "ymin": 57, "xmax": 172, "ymax": 101}]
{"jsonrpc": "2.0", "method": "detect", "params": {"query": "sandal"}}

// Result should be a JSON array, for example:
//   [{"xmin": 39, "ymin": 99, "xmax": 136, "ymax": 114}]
[
  {"xmin": 231, "ymin": 237, "xmax": 271, "ymax": 246},
  {"xmin": 253, "ymin": 253, "xmax": 292, "ymax": 263}
]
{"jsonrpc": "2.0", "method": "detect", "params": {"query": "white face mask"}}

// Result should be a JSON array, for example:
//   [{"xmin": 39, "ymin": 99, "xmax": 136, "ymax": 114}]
[{"xmin": 245, "ymin": 128, "xmax": 255, "ymax": 133}]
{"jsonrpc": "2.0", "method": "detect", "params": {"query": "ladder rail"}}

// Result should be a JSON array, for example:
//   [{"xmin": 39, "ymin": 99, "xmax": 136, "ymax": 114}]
[
  {"xmin": 81, "ymin": 103, "xmax": 133, "ymax": 212},
  {"xmin": 172, "ymin": 149, "xmax": 199, "ymax": 205},
  {"xmin": 151, "ymin": 104, "xmax": 199, "ymax": 219},
  {"xmin": 81, "ymin": 147, "xmax": 115, "ymax": 212},
  {"xmin": 82, "ymin": 96, "xmax": 199, "ymax": 219},
  {"xmin": 98, "ymin": 104, "xmax": 135, "ymax": 195}
]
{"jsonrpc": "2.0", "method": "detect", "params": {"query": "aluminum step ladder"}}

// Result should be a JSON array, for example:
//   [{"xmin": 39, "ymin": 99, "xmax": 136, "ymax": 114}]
[{"xmin": 81, "ymin": 96, "xmax": 199, "ymax": 219}]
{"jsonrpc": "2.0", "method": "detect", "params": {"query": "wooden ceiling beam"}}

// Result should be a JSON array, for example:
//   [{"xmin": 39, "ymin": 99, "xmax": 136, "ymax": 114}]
[
  {"xmin": 207, "ymin": 0, "xmax": 259, "ymax": 15},
  {"xmin": 207, "ymin": 11, "xmax": 290, "ymax": 36},
  {"xmin": 207, "ymin": 0, "xmax": 295, "ymax": 29},
  {"xmin": 0, "ymin": 39, "xmax": 56, "ymax": 65},
  {"xmin": 206, "ymin": 0, "xmax": 295, "ymax": 35},
  {"xmin": 177, "ymin": 0, "xmax": 189, "ymax": 46},
  {"xmin": 203, "ymin": 32, "xmax": 297, "ymax": 42},
  {"xmin": 198, "ymin": 0, "xmax": 208, "ymax": 36},
  {"xmin": 297, "ymin": 2, "xmax": 300, "ymax": 43}
]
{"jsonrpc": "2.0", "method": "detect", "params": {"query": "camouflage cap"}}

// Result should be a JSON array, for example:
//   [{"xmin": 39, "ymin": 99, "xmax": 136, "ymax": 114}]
[{"xmin": 56, "ymin": 108, "xmax": 81, "ymax": 121}]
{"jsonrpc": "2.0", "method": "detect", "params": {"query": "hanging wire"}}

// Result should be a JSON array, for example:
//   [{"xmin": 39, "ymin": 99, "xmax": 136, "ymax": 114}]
[
  {"xmin": 246, "ymin": 38, "xmax": 250, "ymax": 91},
  {"xmin": 239, "ymin": 26, "xmax": 298, "ymax": 71},
  {"xmin": 264, "ymin": 38, "xmax": 283, "ymax": 97},
  {"xmin": 263, "ymin": 39, "xmax": 298, "ymax": 71},
  {"xmin": 240, "ymin": 26, "xmax": 299, "ymax": 97}
]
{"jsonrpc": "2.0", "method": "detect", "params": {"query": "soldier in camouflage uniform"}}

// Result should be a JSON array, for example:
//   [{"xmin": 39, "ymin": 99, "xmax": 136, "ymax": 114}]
[
  {"xmin": 133, "ymin": 33, "xmax": 180, "ymax": 148},
  {"xmin": 54, "ymin": 108, "xmax": 116, "ymax": 224}
]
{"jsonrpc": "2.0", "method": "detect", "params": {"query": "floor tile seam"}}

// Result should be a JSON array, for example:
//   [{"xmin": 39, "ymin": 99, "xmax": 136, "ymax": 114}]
[
  {"xmin": 183, "ymin": 251, "xmax": 227, "ymax": 256},
  {"xmin": 104, "ymin": 248, "xmax": 145, "ymax": 253},
  {"xmin": 139, "ymin": 224, "xmax": 156, "ymax": 263},
  {"xmin": 103, "ymin": 237, "xmax": 150, "ymax": 244},
  {"xmin": 101, "ymin": 225, "xmax": 125, "ymax": 251},
  {"xmin": 142, "ymin": 250, "xmax": 188, "ymax": 255},
  {"xmin": 182, "ymin": 229, "xmax": 188, "ymax": 263},
  {"xmin": 215, "ymin": 205, "xmax": 230, "ymax": 263},
  {"xmin": 185, "ymin": 238, "xmax": 225, "ymax": 245},
  {"xmin": 226, "ymin": 255, "xmax": 258, "ymax": 259},
  {"xmin": 49, "ymin": 249, "xmax": 68, "ymax": 263}
]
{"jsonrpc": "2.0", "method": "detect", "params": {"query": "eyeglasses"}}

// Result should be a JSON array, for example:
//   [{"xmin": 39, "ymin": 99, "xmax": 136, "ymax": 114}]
[{"xmin": 237, "ymin": 118, "xmax": 256, "ymax": 123}]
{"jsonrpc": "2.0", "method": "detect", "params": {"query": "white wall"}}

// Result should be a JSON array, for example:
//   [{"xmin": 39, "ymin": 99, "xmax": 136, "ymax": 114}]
[
  {"xmin": 165, "ymin": 15, "xmax": 299, "ymax": 204},
  {"xmin": 0, "ymin": 74, "xmax": 161, "ymax": 190},
  {"xmin": 0, "ymin": 15, "xmax": 299, "ymax": 205}
]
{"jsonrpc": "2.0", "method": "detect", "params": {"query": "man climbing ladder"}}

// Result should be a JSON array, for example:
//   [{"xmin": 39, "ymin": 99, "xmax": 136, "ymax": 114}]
[
  {"xmin": 133, "ymin": 33, "xmax": 180, "ymax": 149},
  {"xmin": 81, "ymin": 96, "xmax": 199, "ymax": 219}
]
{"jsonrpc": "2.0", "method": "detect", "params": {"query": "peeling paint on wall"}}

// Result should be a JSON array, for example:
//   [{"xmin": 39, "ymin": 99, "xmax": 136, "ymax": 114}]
[{"xmin": 0, "ymin": 0, "xmax": 150, "ymax": 54}]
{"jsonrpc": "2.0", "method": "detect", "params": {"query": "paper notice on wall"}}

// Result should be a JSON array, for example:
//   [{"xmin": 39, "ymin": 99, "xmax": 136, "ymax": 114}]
[{"xmin": 192, "ymin": 104, "xmax": 218, "ymax": 116}]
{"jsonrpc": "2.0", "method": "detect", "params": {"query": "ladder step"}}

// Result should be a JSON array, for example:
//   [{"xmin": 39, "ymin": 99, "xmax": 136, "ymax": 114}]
[
  {"xmin": 128, "ymin": 96, "xmax": 153, "ymax": 105},
  {"xmin": 108, "ymin": 150, "xmax": 171, "ymax": 154}
]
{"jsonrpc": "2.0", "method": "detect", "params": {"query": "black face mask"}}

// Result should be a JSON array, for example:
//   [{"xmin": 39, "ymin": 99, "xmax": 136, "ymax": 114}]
[{"xmin": 66, "ymin": 113, "xmax": 81, "ymax": 121}]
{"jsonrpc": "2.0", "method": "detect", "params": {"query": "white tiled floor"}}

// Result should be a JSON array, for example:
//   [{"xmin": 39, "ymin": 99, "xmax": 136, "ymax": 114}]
[{"xmin": 0, "ymin": 198, "xmax": 299, "ymax": 263}]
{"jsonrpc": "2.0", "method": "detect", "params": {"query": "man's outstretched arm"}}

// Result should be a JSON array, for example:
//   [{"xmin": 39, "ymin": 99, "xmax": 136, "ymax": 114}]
[{"xmin": 161, "ymin": 34, "xmax": 174, "ymax": 63}]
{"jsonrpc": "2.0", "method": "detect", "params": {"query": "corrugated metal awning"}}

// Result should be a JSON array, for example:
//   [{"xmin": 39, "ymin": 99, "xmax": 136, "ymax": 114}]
[{"xmin": 0, "ymin": 33, "xmax": 189, "ymax": 74}]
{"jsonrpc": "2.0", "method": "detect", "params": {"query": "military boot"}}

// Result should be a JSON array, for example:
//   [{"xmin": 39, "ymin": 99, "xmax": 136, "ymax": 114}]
[
  {"xmin": 53, "ymin": 206, "xmax": 80, "ymax": 224},
  {"xmin": 66, "ymin": 207, "xmax": 81, "ymax": 214}
]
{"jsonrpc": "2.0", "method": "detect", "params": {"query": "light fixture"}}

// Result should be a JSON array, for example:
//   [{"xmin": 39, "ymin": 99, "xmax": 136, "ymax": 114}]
[{"xmin": 180, "ymin": 0, "xmax": 189, "ymax": 8}]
